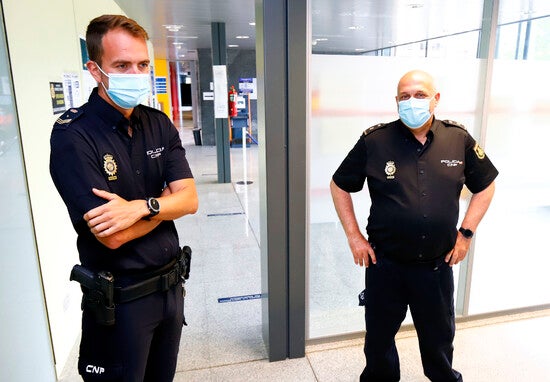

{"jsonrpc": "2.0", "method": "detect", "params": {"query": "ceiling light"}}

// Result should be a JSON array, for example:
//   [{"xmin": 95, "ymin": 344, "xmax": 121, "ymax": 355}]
[
  {"xmin": 348, "ymin": 26, "xmax": 364, "ymax": 31},
  {"xmin": 249, "ymin": 22, "xmax": 256, "ymax": 26},
  {"xmin": 355, "ymin": 48, "xmax": 366, "ymax": 51},
  {"xmin": 236, "ymin": 35, "xmax": 250, "ymax": 39},
  {"xmin": 163, "ymin": 24, "xmax": 184, "ymax": 32},
  {"xmin": 228, "ymin": 44, "xmax": 239, "ymax": 48}
]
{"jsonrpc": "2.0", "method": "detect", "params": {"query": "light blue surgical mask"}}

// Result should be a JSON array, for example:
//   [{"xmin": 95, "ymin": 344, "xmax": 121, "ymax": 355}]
[
  {"xmin": 398, "ymin": 96, "xmax": 434, "ymax": 129},
  {"xmin": 96, "ymin": 64, "xmax": 151, "ymax": 109}
]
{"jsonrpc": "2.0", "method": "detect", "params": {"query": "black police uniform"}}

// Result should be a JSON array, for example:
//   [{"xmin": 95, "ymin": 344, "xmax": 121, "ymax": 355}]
[
  {"xmin": 50, "ymin": 88, "xmax": 193, "ymax": 382},
  {"xmin": 332, "ymin": 118, "xmax": 498, "ymax": 382}
]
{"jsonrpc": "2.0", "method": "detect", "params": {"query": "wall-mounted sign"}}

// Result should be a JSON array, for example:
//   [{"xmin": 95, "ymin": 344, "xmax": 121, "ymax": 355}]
[
  {"xmin": 213, "ymin": 65, "xmax": 228, "ymax": 118},
  {"xmin": 50, "ymin": 82, "xmax": 66, "ymax": 115},
  {"xmin": 155, "ymin": 77, "xmax": 167, "ymax": 94}
]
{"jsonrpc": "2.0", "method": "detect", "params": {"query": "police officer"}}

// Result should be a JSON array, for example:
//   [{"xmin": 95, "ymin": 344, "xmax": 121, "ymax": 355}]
[
  {"xmin": 330, "ymin": 70, "xmax": 498, "ymax": 381},
  {"xmin": 50, "ymin": 15, "xmax": 198, "ymax": 382}
]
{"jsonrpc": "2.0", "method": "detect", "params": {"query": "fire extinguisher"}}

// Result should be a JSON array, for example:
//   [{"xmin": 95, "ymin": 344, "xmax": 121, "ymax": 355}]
[{"xmin": 228, "ymin": 85, "xmax": 238, "ymax": 117}]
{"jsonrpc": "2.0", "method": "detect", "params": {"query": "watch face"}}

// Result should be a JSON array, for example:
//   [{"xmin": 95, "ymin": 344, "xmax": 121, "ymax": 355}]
[
  {"xmin": 148, "ymin": 197, "xmax": 160, "ymax": 214},
  {"xmin": 460, "ymin": 227, "xmax": 473, "ymax": 238},
  {"xmin": 150, "ymin": 198, "xmax": 159, "ymax": 210}
]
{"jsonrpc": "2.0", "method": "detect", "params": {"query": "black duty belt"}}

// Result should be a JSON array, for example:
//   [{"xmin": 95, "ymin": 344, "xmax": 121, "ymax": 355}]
[{"xmin": 113, "ymin": 259, "xmax": 182, "ymax": 304}]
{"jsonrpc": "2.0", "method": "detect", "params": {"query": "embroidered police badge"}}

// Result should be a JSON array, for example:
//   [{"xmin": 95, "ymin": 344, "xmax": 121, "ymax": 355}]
[
  {"xmin": 103, "ymin": 153, "xmax": 118, "ymax": 181},
  {"xmin": 473, "ymin": 143, "xmax": 485, "ymax": 159},
  {"xmin": 385, "ymin": 161, "xmax": 396, "ymax": 179}
]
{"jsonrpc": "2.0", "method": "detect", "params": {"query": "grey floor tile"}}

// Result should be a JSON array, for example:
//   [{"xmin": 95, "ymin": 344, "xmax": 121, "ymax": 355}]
[{"xmin": 208, "ymin": 358, "xmax": 316, "ymax": 382}]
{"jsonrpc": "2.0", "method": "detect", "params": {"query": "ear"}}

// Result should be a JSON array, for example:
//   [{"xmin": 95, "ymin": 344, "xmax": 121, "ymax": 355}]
[{"xmin": 86, "ymin": 61, "xmax": 103, "ymax": 84}]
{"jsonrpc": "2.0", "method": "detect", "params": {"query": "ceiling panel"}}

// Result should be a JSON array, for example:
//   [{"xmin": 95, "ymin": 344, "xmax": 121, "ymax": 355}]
[{"xmin": 113, "ymin": 0, "xmax": 545, "ymax": 60}]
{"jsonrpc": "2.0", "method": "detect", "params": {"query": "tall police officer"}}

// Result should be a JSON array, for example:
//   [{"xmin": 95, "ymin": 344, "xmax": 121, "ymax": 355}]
[
  {"xmin": 331, "ymin": 70, "xmax": 498, "ymax": 381},
  {"xmin": 50, "ymin": 15, "xmax": 198, "ymax": 381}
]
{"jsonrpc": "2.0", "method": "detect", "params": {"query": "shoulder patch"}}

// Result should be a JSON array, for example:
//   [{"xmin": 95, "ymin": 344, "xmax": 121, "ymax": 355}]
[
  {"xmin": 54, "ymin": 108, "xmax": 84, "ymax": 126},
  {"xmin": 363, "ymin": 123, "xmax": 387, "ymax": 136},
  {"xmin": 441, "ymin": 119, "xmax": 466, "ymax": 130}
]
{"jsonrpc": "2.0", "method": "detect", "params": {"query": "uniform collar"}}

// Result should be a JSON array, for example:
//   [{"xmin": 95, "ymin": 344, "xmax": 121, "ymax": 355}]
[{"xmin": 88, "ymin": 88, "xmax": 127, "ymax": 129}]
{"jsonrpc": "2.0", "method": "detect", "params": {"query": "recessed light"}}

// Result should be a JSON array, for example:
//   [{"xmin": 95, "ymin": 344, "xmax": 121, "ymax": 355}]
[
  {"xmin": 348, "ymin": 26, "xmax": 364, "ymax": 31},
  {"xmin": 355, "ymin": 48, "xmax": 366, "ymax": 51},
  {"xmin": 228, "ymin": 44, "xmax": 239, "ymax": 48},
  {"xmin": 236, "ymin": 35, "xmax": 250, "ymax": 39},
  {"xmin": 249, "ymin": 22, "xmax": 256, "ymax": 26},
  {"xmin": 163, "ymin": 24, "xmax": 183, "ymax": 32}
]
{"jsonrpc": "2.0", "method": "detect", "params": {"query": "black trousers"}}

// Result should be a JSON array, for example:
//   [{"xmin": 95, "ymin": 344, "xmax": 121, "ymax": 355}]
[
  {"xmin": 78, "ymin": 282, "xmax": 184, "ymax": 382},
  {"xmin": 360, "ymin": 256, "xmax": 462, "ymax": 382}
]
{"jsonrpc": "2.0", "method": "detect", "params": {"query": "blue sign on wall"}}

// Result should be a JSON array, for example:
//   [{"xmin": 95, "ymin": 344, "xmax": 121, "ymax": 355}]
[{"xmin": 155, "ymin": 77, "xmax": 167, "ymax": 94}]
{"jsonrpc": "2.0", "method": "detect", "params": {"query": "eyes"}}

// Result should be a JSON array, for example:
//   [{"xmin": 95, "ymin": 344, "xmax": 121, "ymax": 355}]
[
  {"xmin": 398, "ymin": 92, "xmax": 431, "ymax": 101},
  {"xmin": 113, "ymin": 62, "xmax": 150, "ymax": 72}
]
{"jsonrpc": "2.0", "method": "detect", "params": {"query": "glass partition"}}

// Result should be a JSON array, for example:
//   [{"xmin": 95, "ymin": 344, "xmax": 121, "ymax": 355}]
[
  {"xmin": 0, "ymin": 5, "xmax": 55, "ymax": 378},
  {"xmin": 468, "ymin": 3, "xmax": 550, "ymax": 314}
]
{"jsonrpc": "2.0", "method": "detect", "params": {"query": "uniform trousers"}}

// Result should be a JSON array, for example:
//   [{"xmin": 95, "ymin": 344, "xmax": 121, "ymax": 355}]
[
  {"xmin": 78, "ymin": 282, "xmax": 184, "ymax": 382},
  {"xmin": 360, "ymin": 255, "xmax": 462, "ymax": 382}
]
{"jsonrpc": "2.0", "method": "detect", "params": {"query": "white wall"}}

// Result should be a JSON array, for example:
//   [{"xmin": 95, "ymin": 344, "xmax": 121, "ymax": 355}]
[{"xmin": 3, "ymin": 0, "xmax": 126, "ymax": 377}]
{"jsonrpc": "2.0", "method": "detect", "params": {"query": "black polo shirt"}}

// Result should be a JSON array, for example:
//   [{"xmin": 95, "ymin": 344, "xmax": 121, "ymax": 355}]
[
  {"xmin": 332, "ymin": 118, "xmax": 498, "ymax": 262},
  {"xmin": 50, "ymin": 88, "xmax": 193, "ymax": 274}
]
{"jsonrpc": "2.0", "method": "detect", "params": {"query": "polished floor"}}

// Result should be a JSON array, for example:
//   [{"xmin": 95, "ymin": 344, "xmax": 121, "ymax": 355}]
[{"xmin": 59, "ymin": 123, "xmax": 550, "ymax": 381}]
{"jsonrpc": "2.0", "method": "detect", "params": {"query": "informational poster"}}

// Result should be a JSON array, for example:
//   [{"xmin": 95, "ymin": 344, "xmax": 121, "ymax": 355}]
[
  {"xmin": 63, "ymin": 72, "xmax": 81, "ymax": 109},
  {"xmin": 239, "ymin": 77, "xmax": 257, "ymax": 100},
  {"xmin": 155, "ymin": 77, "xmax": 167, "ymax": 94},
  {"xmin": 50, "ymin": 82, "xmax": 66, "ymax": 114},
  {"xmin": 212, "ymin": 65, "xmax": 228, "ymax": 118}
]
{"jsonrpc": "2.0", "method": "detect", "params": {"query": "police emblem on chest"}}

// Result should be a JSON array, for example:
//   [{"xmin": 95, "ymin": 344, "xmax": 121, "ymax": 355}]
[
  {"xmin": 385, "ymin": 161, "xmax": 396, "ymax": 179},
  {"xmin": 103, "ymin": 153, "xmax": 118, "ymax": 181}
]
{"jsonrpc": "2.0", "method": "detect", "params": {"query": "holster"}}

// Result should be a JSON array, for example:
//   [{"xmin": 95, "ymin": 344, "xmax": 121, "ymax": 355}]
[{"xmin": 70, "ymin": 266, "xmax": 115, "ymax": 326}]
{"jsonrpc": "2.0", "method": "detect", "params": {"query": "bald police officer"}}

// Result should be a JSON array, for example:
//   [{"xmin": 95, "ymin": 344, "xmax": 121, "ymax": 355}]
[{"xmin": 331, "ymin": 70, "xmax": 498, "ymax": 381}]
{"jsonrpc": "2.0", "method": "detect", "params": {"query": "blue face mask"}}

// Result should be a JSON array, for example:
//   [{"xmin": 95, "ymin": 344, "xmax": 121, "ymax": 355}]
[
  {"xmin": 398, "ymin": 97, "xmax": 433, "ymax": 129},
  {"xmin": 96, "ymin": 64, "xmax": 151, "ymax": 109}
]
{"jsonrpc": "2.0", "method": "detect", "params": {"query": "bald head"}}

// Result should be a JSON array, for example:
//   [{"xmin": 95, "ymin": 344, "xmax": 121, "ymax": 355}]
[{"xmin": 397, "ymin": 70, "xmax": 437, "ymax": 99}]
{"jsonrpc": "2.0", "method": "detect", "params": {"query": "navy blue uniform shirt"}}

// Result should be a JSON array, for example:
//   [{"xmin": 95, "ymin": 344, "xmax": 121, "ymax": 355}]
[
  {"xmin": 332, "ymin": 118, "xmax": 498, "ymax": 262},
  {"xmin": 50, "ymin": 88, "xmax": 193, "ymax": 274}
]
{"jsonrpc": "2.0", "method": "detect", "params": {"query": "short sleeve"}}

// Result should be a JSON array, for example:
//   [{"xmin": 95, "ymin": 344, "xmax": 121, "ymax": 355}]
[
  {"xmin": 464, "ymin": 137, "xmax": 499, "ymax": 193},
  {"xmin": 332, "ymin": 135, "xmax": 368, "ymax": 193}
]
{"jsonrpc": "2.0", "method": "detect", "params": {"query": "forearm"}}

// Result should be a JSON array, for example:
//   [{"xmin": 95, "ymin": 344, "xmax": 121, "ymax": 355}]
[
  {"xmin": 95, "ymin": 218, "xmax": 162, "ymax": 249},
  {"xmin": 152, "ymin": 178, "xmax": 198, "ymax": 221},
  {"xmin": 461, "ymin": 181, "xmax": 496, "ymax": 231}
]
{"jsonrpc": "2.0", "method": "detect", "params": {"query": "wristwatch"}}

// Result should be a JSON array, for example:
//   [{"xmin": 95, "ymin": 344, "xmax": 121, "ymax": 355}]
[
  {"xmin": 146, "ymin": 197, "xmax": 160, "ymax": 218},
  {"xmin": 459, "ymin": 227, "xmax": 474, "ymax": 239}
]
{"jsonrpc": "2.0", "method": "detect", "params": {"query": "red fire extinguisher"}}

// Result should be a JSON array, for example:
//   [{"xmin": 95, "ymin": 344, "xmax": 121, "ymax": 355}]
[{"xmin": 228, "ymin": 85, "xmax": 238, "ymax": 117}]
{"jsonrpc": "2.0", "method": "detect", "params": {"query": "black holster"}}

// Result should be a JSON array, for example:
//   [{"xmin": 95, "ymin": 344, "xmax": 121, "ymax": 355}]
[{"xmin": 70, "ymin": 265, "xmax": 115, "ymax": 326}]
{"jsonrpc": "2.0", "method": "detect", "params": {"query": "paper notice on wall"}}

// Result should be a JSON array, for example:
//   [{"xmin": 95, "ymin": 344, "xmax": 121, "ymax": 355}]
[
  {"xmin": 63, "ymin": 72, "xmax": 81, "ymax": 109},
  {"xmin": 212, "ymin": 65, "xmax": 228, "ymax": 118}
]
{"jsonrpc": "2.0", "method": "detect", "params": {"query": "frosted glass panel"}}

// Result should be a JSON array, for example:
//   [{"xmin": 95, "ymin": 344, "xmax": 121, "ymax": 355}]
[{"xmin": 468, "ymin": 58, "xmax": 550, "ymax": 313}]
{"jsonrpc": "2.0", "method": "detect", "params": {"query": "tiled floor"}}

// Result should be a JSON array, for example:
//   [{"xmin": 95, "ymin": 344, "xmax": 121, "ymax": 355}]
[{"xmin": 59, "ymin": 124, "xmax": 550, "ymax": 381}]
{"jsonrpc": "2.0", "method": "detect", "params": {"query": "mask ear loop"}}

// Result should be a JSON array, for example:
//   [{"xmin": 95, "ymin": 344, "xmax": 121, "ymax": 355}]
[{"xmin": 94, "ymin": 62, "xmax": 111, "ymax": 92}]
